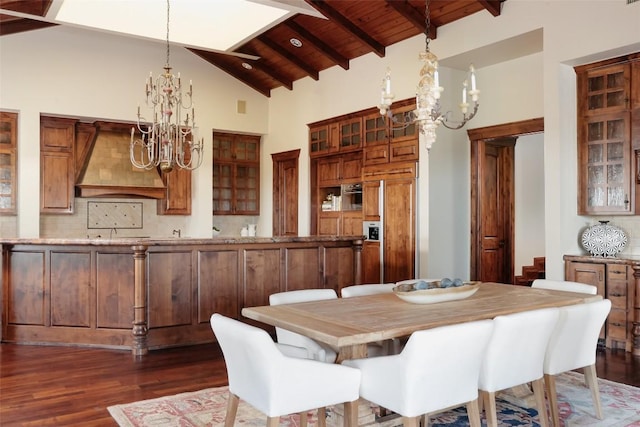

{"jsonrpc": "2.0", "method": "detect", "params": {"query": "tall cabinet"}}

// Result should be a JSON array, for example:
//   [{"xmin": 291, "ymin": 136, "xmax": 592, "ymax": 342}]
[
  {"xmin": 309, "ymin": 100, "xmax": 418, "ymax": 284},
  {"xmin": 575, "ymin": 54, "xmax": 640, "ymax": 215}
]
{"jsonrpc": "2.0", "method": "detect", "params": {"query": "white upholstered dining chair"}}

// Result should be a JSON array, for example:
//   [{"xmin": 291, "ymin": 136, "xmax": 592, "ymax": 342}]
[
  {"xmin": 543, "ymin": 299, "xmax": 611, "ymax": 427},
  {"xmin": 532, "ymin": 279, "xmax": 597, "ymax": 295},
  {"xmin": 342, "ymin": 319, "xmax": 494, "ymax": 427},
  {"xmin": 210, "ymin": 313, "xmax": 361, "ymax": 427},
  {"xmin": 269, "ymin": 289, "xmax": 338, "ymax": 362},
  {"xmin": 340, "ymin": 283, "xmax": 396, "ymax": 297},
  {"xmin": 478, "ymin": 307, "xmax": 559, "ymax": 427}
]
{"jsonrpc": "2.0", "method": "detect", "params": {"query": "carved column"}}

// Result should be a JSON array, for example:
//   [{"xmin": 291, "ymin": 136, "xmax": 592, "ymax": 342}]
[
  {"xmin": 132, "ymin": 245, "xmax": 148, "ymax": 357},
  {"xmin": 632, "ymin": 264, "xmax": 640, "ymax": 356}
]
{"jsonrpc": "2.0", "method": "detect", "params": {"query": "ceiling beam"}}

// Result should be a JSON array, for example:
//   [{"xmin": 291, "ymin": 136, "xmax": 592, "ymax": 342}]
[
  {"xmin": 256, "ymin": 35, "xmax": 320, "ymax": 81},
  {"xmin": 385, "ymin": 0, "xmax": 437, "ymax": 40},
  {"xmin": 0, "ymin": 17, "xmax": 56, "ymax": 36},
  {"xmin": 307, "ymin": 0, "xmax": 386, "ymax": 58},
  {"xmin": 477, "ymin": 0, "xmax": 503, "ymax": 17},
  {"xmin": 188, "ymin": 49, "xmax": 271, "ymax": 98},
  {"xmin": 248, "ymin": 59, "xmax": 294, "ymax": 91},
  {"xmin": 284, "ymin": 20, "xmax": 350, "ymax": 70}
]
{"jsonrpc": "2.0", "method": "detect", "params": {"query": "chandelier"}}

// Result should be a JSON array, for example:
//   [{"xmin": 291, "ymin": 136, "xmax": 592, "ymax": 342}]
[
  {"xmin": 130, "ymin": 0, "xmax": 203, "ymax": 173},
  {"xmin": 378, "ymin": 0, "xmax": 479, "ymax": 151}
]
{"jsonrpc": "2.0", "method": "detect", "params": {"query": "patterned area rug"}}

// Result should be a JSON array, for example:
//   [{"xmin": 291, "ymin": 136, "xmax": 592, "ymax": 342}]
[{"xmin": 108, "ymin": 371, "xmax": 640, "ymax": 426}]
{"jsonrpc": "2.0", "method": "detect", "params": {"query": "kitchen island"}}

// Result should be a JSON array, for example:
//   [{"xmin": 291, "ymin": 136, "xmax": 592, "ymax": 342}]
[{"xmin": 0, "ymin": 236, "xmax": 363, "ymax": 355}]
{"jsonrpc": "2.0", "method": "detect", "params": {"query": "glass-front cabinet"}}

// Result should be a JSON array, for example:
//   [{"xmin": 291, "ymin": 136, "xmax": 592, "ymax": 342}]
[
  {"xmin": 576, "ymin": 58, "xmax": 637, "ymax": 215},
  {"xmin": 0, "ymin": 112, "xmax": 17, "ymax": 214},
  {"xmin": 212, "ymin": 132, "xmax": 260, "ymax": 215}
]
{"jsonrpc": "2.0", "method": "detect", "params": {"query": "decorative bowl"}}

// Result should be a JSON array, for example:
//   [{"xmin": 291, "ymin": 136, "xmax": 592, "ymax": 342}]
[{"xmin": 392, "ymin": 280, "xmax": 481, "ymax": 304}]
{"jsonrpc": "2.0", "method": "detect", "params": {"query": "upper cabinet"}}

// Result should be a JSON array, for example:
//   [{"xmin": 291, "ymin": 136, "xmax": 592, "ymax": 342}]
[
  {"xmin": 0, "ymin": 111, "xmax": 17, "ymax": 215},
  {"xmin": 309, "ymin": 116, "xmax": 362, "ymax": 158},
  {"xmin": 40, "ymin": 116, "xmax": 76, "ymax": 214},
  {"xmin": 213, "ymin": 132, "xmax": 260, "ymax": 215},
  {"xmin": 576, "ymin": 54, "xmax": 640, "ymax": 215}
]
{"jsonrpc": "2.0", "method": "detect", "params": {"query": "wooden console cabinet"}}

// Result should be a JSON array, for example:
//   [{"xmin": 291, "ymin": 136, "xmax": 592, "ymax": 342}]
[
  {"xmin": 1, "ymin": 236, "xmax": 362, "ymax": 355},
  {"xmin": 564, "ymin": 254, "xmax": 639, "ymax": 354}
]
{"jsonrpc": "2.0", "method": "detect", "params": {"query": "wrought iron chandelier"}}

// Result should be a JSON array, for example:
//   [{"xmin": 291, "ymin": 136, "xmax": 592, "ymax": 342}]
[
  {"xmin": 378, "ymin": 0, "xmax": 480, "ymax": 151},
  {"xmin": 130, "ymin": 0, "xmax": 203, "ymax": 173}
]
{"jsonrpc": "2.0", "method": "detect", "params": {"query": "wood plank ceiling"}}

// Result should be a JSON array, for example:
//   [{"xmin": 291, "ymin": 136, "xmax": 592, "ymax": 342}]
[{"xmin": 0, "ymin": 0, "xmax": 506, "ymax": 97}]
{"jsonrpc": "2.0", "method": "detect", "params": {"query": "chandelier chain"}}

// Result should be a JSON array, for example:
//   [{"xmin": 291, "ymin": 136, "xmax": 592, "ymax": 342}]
[
  {"xmin": 165, "ymin": 0, "xmax": 170, "ymax": 68},
  {"xmin": 425, "ymin": 0, "xmax": 431, "ymax": 51}
]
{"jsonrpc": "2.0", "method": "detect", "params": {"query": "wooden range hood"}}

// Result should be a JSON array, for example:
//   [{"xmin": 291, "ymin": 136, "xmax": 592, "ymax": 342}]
[{"xmin": 75, "ymin": 121, "xmax": 166, "ymax": 199}]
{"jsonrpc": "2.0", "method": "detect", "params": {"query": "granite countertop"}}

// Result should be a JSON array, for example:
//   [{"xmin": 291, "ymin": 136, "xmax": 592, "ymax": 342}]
[{"xmin": 0, "ymin": 235, "xmax": 365, "ymax": 246}]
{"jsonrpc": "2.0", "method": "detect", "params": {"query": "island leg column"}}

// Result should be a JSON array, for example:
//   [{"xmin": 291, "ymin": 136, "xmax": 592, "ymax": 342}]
[
  {"xmin": 132, "ymin": 245, "xmax": 148, "ymax": 357},
  {"xmin": 633, "ymin": 264, "xmax": 640, "ymax": 356},
  {"xmin": 354, "ymin": 238, "xmax": 363, "ymax": 285}
]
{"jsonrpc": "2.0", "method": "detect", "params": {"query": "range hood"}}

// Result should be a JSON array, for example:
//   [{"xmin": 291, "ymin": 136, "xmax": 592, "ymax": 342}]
[{"xmin": 76, "ymin": 121, "xmax": 166, "ymax": 199}]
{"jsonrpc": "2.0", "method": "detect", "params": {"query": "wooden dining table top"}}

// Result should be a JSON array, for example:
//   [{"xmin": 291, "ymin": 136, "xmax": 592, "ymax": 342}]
[{"xmin": 241, "ymin": 282, "xmax": 602, "ymax": 361}]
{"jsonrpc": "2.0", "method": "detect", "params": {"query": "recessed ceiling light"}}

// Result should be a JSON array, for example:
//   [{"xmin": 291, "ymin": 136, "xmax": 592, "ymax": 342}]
[
  {"xmin": 290, "ymin": 38, "xmax": 303, "ymax": 48},
  {"xmin": 242, "ymin": 62, "xmax": 253, "ymax": 70}
]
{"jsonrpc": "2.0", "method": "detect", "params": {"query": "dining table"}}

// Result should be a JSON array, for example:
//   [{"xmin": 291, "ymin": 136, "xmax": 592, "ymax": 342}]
[{"xmin": 241, "ymin": 282, "xmax": 602, "ymax": 363}]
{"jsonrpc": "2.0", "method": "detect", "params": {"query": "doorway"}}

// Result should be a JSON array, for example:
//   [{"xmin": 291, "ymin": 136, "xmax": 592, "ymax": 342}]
[{"xmin": 468, "ymin": 118, "xmax": 544, "ymax": 283}]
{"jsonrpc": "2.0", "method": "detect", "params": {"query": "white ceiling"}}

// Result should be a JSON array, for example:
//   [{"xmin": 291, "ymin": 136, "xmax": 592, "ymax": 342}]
[{"xmin": 44, "ymin": 0, "xmax": 322, "ymax": 53}]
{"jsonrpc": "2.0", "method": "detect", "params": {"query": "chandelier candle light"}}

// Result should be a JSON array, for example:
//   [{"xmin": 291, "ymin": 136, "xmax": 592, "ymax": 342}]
[
  {"xmin": 130, "ymin": 0, "xmax": 203, "ymax": 173},
  {"xmin": 379, "ymin": 0, "xmax": 480, "ymax": 151}
]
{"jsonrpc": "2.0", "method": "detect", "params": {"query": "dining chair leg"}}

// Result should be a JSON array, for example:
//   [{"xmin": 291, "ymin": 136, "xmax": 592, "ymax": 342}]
[
  {"xmin": 267, "ymin": 416, "xmax": 280, "ymax": 427},
  {"xmin": 466, "ymin": 398, "xmax": 482, "ymax": 427},
  {"xmin": 482, "ymin": 391, "xmax": 498, "ymax": 427},
  {"xmin": 544, "ymin": 374, "xmax": 560, "ymax": 427},
  {"xmin": 422, "ymin": 414, "xmax": 431, "ymax": 427},
  {"xmin": 584, "ymin": 363, "xmax": 604, "ymax": 419},
  {"xmin": 299, "ymin": 411, "xmax": 308, "ymax": 427},
  {"xmin": 224, "ymin": 392, "xmax": 239, "ymax": 427},
  {"xmin": 317, "ymin": 407, "xmax": 326, "ymax": 427},
  {"xmin": 532, "ymin": 378, "xmax": 550, "ymax": 427},
  {"xmin": 400, "ymin": 415, "xmax": 420, "ymax": 427},
  {"xmin": 343, "ymin": 400, "xmax": 358, "ymax": 427}
]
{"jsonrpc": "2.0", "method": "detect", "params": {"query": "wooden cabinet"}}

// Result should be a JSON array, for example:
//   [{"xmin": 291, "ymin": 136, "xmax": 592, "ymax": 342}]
[
  {"xmin": 40, "ymin": 116, "xmax": 76, "ymax": 214},
  {"xmin": 362, "ymin": 162, "xmax": 417, "ymax": 283},
  {"xmin": 213, "ymin": 132, "xmax": 260, "ymax": 215},
  {"xmin": 309, "ymin": 117, "xmax": 361, "ymax": 158},
  {"xmin": 317, "ymin": 152, "xmax": 362, "ymax": 186},
  {"xmin": 157, "ymin": 166, "xmax": 191, "ymax": 215},
  {"xmin": 1, "ymin": 237, "xmax": 362, "ymax": 352},
  {"xmin": 564, "ymin": 255, "xmax": 634, "ymax": 351},
  {"xmin": 363, "ymin": 101, "xmax": 419, "ymax": 166},
  {"xmin": 0, "ymin": 111, "xmax": 17, "ymax": 214},
  {"xmin": 576, "ymin": 56, "xmax": 639, "ymax": 215}
]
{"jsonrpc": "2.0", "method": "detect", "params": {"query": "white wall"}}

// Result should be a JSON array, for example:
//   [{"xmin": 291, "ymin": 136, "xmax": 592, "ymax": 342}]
[
  {"xmin": 515, "ymin": 133, "xmax": 545, "ymax": 275},
  {"xmin": 0, "ymin": 25, "xmax": 269, "ymax": 238}
]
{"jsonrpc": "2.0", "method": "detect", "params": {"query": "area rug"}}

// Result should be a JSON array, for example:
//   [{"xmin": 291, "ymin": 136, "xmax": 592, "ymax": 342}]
[{"xmin": 108, "ymin": 371, "xmax": 640, "ymax": 427}]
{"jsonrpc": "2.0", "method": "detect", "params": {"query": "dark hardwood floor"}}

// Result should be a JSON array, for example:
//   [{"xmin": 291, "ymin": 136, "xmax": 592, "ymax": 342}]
[{"xmin": 1, "ymin": 342, "xmax": 639, "ymax": 426}]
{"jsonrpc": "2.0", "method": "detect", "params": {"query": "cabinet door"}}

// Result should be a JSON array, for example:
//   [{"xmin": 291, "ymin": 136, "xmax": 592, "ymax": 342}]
[
  {"xmin": 565, "ymin": 261, "xmax": 605, "ymax": 295},
  {"xmin": 363, "ymin": 113, "xmax": 388, "ymax": 147},
  {"xmin": 0, "ymin": 112, "xmax": 17, "ymax": 214},
  {"xmin": 342, "ymin": 211, "xmax": 363, "ymax": 236},
  {"xmin": 235, "ymin": 164, "xmax": 259, "ymax": 215},
  {"xmin": 582, "ymin": 64, "xmax": 630, "ymax": 117},
  {"xmin": 339, "ymin": 118, "xmax": 362, "ymax": 151},
  {"xmin": 341, "ymin": 153, "xmax": 362, "ymax": 182},
  {"xmin": 390, "ymin": 103, "xmax": 418, "ymax": 143},
  {"xmin": 41, "ymin": 151, "xmax": 74, "ymax": 214},
  {"xmin": 158, "ymin": 166, "xmax": 191, "ymax": 215},
  {"xmin": 565, "ymin": 260, "xmax": 606, "ymax": 340},
  {"xmin": 318, "ymin": 157, "xmax": 341, "ymax": 186},
  {"xmin": 383, "ymin": 177, "xmax": 415, "ymax": 282},
  {"xmin": 578, "ymin": 112, "xmax": 632, "ymax": 214},
  {"xmin": 318, "ymin": 213, "xmax": 340, "ymax": 235},
  {"xmin": 41, "ymin": 117, "xmax": 75, "ymax": 214}
]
